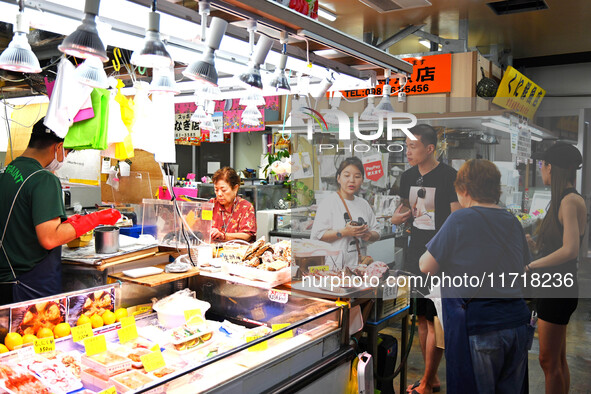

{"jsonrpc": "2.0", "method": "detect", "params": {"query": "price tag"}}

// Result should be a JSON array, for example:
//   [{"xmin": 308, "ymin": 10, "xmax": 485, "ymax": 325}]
[
  {"xmin": 383, "ymin": 283, "xmax": 398, "ymax": 301},
  {"xmin": 268, "ymin": 290, "xmax": 289, "ymax": 304},
  {"xmin": 84, "ymin": 334, "xmax": 107, "ymax": 356},
  {"xmin": 71, "ymin": 323, "xmax": 94, "ymax": 342},
  {"xmin": 118, "ymin": 324, "xmax": 138, "ymax": 344},
  {"xmin": 120, "ymin": 316, "xmax": 136, "ymax": 328},
  {"xmin": 133, "ymin": 305, "xmax": 152, "ymax": 316},
  {"xmin": 98, "ymin": 387, "xmax": 117, "ymax": 394},
  {"xmin": 202, "ymin": 210, "xmax": 213, "ymax": 220},
  {"xmin": 246, "ymin": 335, "xmax": 268, "ymax": 352},
  {"xmin": 184, "ymin": 309, "xmax": 202, "ymax": 323},
  {"xmin": 34, "ymin": 337, "xmax": 55, "ymax": 354},
  {"xmin": 141, "ymin": 350, "xmax": 166, "ymax": 372},
  {"xmin": 308, "ymin": 265, "xmax": 329, "ymax": 273},
  {"xmin": 150, "ymin": 344, "xmax": 160, "ymax": 352},
  {"xmin": 272, "ymin": 323, "xmax": 293, "ymax": 339},
  {"xmin": 17, "ymin": 345, "xmax": 35, "ymax": 361}
]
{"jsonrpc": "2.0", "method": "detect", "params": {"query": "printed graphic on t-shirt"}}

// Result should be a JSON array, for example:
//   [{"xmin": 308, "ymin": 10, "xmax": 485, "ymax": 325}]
[{"xmin": 409, "ymin": 186, "xmax": 436, "ymax": 230}]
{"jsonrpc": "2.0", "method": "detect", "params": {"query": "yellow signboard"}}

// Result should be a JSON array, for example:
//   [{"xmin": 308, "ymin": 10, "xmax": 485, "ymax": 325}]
[{"xmin": 493, "ymin": 66, "xmax": 545, "ymax": 120}]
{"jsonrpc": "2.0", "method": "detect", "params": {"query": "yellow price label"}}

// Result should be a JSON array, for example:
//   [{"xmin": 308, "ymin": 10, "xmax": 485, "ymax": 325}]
[
  {"xmin": 272, "ymin": 324, "xmax": 293, "ymax": 339},
  {"xmin": 34, "ymin": 337, "xmax": 55, "ymax": 354},
  {"xmin": 98, "ymin": 387, "xmax": 117, "ymax": 394},
  {"xmin": 84, "ymin": 334, "xmax": 107, "ymax": 356},
  {"xmin": 133, "ymin": 305, "xmax": 152, "ymax": 316},
  {"xmin": 246, "ymin": 335, "xmax": 268, "ymax": 352},
  {"xmin": 118, "ymin": 324, "xmax": 138, "ymax": 344},
  {"xmin": 150, "ymin": 344, "xmax": 160, "ymax": 352},
  {"xmin": 184, "ymin": 309, "xmax": 202, "ymax": 322},
  {"xmin": 202, "ymin": 210, "xmax": 213, "ymax": 221},
  {"xmin": 309, "ymin": 265, "xmax": 330, "ymax": 273},
  {"xmin": 141, "ymin": 350, "xmax": 166, "ymax": 372},
  {"xmin": 120, "ymin": 316, "xmax": 136, "ymax": 328},
  {"xmin": 71, "ymin": 323, "xmax": 94, "ymax": 342}
]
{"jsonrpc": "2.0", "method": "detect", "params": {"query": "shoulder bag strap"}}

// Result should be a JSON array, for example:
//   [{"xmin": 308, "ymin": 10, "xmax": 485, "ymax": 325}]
[
  {"xmin": 0, "ymin": 169, "xmax": 46, "ymax": 283},
  {"xmin": 336, "ymin": 192, "xmax": 363, "ymax": 263}
]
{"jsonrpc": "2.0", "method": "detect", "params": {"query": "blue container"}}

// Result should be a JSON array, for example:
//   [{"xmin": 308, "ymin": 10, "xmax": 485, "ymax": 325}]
[{"xmin": 119, "ymin": 225, "xmax": 157, "ymax": 238}]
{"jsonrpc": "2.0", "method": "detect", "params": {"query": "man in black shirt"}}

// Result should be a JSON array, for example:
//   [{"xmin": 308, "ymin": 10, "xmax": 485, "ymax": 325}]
[{"xmin": 391, "ymin": 124, "xmax": 460, "ymax": 394}]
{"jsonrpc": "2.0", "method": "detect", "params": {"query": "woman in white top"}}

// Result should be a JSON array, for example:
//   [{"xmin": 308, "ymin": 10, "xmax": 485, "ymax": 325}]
[{"xmin": 311, "ymin": 157, "xmax": 380, "ymax": 269}]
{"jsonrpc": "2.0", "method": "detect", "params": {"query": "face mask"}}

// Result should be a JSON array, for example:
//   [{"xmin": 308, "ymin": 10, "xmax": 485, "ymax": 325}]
[{"xmin": 45, "ymin": 144, "xmax": 65, "ymax": 172}]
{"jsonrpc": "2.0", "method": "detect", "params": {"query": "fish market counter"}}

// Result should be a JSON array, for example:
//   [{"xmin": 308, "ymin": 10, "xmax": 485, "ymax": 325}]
[{"xmin": 0, "ymin": 277, "xmax": 351, "ymax": 393}]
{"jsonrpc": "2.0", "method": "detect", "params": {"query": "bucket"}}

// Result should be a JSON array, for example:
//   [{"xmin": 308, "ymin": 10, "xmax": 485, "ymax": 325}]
[{"xmin": 95, "ymin": 226, "xmax": 120, "ymax": 254}]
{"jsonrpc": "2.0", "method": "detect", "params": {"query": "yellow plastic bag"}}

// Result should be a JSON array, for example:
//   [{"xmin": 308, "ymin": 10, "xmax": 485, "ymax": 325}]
[{"xmin": 346, "ymin": 356, "xmax": 360, "ymax": 394}]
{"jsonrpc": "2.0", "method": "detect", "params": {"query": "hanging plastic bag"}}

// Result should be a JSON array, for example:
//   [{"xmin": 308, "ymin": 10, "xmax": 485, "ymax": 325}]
[
  {"xmin": 44, "ymin": 58, "xmax": 93, "ymax": 137},
  {"xmin": 345, "ymin": 356, "xmax": 360, "ymax": 394},
  {"xmin": 64, "ymin": 88, "xmax": 110, "ymax": 150}
]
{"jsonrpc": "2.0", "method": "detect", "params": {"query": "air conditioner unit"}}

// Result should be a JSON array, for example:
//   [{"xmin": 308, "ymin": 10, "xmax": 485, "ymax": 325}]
[{"xmin": 358, "ymin": 0, "xmax": 432, "ymax": 13}]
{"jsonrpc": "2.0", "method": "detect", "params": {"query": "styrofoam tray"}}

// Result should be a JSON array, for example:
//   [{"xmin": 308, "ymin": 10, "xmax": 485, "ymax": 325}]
[
  {"xmin": 122, "ymin": 267, "xmax": 164, "ymax": 278},
  {"xmin": 221, "ymin": 261, "xmax": 291, "ymax": 285}
]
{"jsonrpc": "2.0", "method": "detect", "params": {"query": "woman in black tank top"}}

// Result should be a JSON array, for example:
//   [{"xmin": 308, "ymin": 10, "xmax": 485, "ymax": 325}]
[{"xmin": 528, "ymin": 143, "xmax": 586, "ymax": 394}]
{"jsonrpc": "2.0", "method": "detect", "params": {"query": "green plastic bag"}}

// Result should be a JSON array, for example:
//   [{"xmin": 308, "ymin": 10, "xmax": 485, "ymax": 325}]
[{"xmin": 64, "ymin": 88, "xmax": 110, "ymax": 150}]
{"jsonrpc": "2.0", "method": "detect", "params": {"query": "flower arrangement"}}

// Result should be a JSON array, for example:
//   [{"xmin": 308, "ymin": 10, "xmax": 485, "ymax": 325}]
[{"xmin": 263, "ymin": 149, "xmax": 291, "ymax": 182}]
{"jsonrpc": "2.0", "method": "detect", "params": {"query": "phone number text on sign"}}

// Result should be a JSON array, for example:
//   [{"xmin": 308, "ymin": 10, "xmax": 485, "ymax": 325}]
[{"xmin": 341, "ymin": 53, "xmax": 452, "ymax": 98}]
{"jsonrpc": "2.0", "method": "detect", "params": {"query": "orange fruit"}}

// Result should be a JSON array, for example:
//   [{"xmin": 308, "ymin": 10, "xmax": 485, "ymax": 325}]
[
  {"xmin": 0, "ymin": 344, "xmax": 9, "ymax": 353},
  {"xmin": 77, "ymin": 315, "xmax": 91, "ymax": 327},
  {"xmin": 4, "ymin": 333, "xmax": 23, "ymax": 351},
  {"xmin": 114, "ymin": 308, "xmax": 128, "ymax": 322},
  {"xmin": 22, "ymin": 334, "xmax": 37, "ymax": 345},
  {"xmin": 37, "ymin": 328, "xmax": 54, "ymax": 339},
  {"xmin": 54, "ymin": 323, "xmax": 71, "ymax": 338},
  {"xmin": 90, "ymin": 314, "xmax": 104, "ymax": 329},
  {"xmin": 102, "ymin": 310, "xmax": 116, "ymax": 326}
]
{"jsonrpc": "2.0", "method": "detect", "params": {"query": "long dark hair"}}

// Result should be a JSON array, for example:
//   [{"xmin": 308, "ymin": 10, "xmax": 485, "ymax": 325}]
[{"xmin": 535, "ymin": 163, "xmax": 577, "ymax": 252}]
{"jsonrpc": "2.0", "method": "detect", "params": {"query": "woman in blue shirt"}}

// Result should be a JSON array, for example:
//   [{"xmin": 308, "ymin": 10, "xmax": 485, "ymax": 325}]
[{"xmin": 419, "ymin": 159, "xmax": 531, "ymax": 394}]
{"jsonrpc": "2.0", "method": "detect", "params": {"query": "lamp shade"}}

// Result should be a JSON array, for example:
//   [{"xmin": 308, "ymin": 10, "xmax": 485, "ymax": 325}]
[
  {"xmin": 75, "ymin": 56, "xmax": 108, "ymax": 88},
  {"xmin": 149, "ymin": 67, "xmax": 180, "ymax": 95},
  {"xmin": 183, "ymin": 17, "xmax": 228, "ymax": 85},
  {"xmin": 360, "ymin": 96, "xmax": 378, "ymax": 121},
  {"xmin": 58, "ymin": 0, "xmax": 108, "ymax": 62},
  {"xmin": 373, "ymin": 85, "xmax": 396, "ymax": 117},
  {"xmin": 236, "ymin": 35, "xmax": 273, "ymax": 90},
  {"xmin": 131, "ymin": 11, "xmax": 173, "ymax": 68},
  {"xmin": 270, "ymin": 53, "xmax": 290, "ymax": 93}
]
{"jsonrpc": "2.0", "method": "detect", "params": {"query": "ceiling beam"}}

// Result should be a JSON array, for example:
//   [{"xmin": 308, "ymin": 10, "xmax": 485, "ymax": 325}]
[{"xmin": 377, "ymin": 24, "xmax": 425, "ymax": 50}]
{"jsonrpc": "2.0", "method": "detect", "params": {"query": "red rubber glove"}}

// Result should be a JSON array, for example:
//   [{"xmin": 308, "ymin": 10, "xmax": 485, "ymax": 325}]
[{"xmin": 65, "ymin": 209, "xmax": 122, "ymax": 238}]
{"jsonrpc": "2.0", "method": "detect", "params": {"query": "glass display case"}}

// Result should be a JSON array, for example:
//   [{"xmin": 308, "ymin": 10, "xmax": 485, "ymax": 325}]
[
  {"xmin": 197, "ymin": 184, "xmax": 290, "ymax": 212},
  {"xmin": 0, "ymin": 278, "xmax": 347, "ymax": 394}
]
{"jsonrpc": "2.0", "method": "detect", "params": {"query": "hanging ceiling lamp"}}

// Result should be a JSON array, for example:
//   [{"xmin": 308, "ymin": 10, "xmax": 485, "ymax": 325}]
[
  {"xmin": 312, "ymin": 71, "xmax": 335, "ymax": 101},
  {"xmin": 236, "ymin": 35, "xmax": 274, "ymax": 90},
  {"xmin": 191, "ymin": 105, "xmax": 207, "ymax": 123},
  {"xmin": 270, "ymin": 52, "xmax": 290, "ymax": 93},
  {"xmin": 0, "ymin": 1, "xmax": 41, "ymax": 74},
  {"xmin": 58, "ymin": 0, "xmax": 108, "ymax": 62},
  {"xmin": 322, "ymin": 94, "xmax": 342, "ymax": 125},
  {"xmin": 131, "ymin": 0, "xmax": 173, "ymax": 69},
  {"xmin": 75, "ymin": 56, "xmax": 108, "ymax": 88},
  {"xmin": 373, "ymin": 70, "xmax": 396, "ymax": 117},
  {"xmin": 183, "ymin": 17, "xmax": 228, "ymax": 86},
  {"xmin": 149, "ymin": 67, "xmax": 180, "ymax": 95},
  {"xmin": 360, "ymin": 96, "xmax": 378, "ymax": 121}
]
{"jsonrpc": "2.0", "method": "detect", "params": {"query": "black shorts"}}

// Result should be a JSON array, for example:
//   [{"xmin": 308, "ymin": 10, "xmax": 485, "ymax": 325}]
[
  {"xmin": 412, "ymin": 297, "xmax": 437, "ymax": 322},
  {"xmin": 537, "ymin": 298, "xmax": 578, "ymax": 325}
]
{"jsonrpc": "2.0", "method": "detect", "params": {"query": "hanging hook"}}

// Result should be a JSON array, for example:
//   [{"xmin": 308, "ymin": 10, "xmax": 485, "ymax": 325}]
[{"xmin": 112, "ymin": 47, "xmax": 122, "ymax": 72}]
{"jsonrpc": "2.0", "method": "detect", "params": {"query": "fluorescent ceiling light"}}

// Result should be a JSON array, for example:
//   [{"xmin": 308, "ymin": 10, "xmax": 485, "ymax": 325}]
[
  {"xmin": 419, "ymin": 39, "xmax": 441, "ymax": 50},
  {"xmin": 482, "ymin": 121, "xmax": 514, "ymax": 134},
  {"xmin": 318, "ymin": 7, "xmax": 337, "ymax": 22},
  {"xmin": 531, "ymin": 135, "xmax": 542, "ymax": 142}
]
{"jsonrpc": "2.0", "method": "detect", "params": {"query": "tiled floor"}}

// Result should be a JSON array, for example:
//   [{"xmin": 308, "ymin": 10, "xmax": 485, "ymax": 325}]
[{"xmin": 379, "ymin": 256, "xmax": 591, "ymax": 393}]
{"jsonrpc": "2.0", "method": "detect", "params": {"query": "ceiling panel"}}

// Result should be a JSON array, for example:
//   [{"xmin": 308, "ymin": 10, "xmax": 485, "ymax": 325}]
[{"xmin": 318, "ymin": 0, "xmax": 591, "ymax": 59}]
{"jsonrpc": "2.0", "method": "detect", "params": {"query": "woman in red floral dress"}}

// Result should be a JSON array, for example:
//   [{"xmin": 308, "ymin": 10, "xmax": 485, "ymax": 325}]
[{"xmin": 209, "ymin": 167, "xmax": 256, "ymax": 243}]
